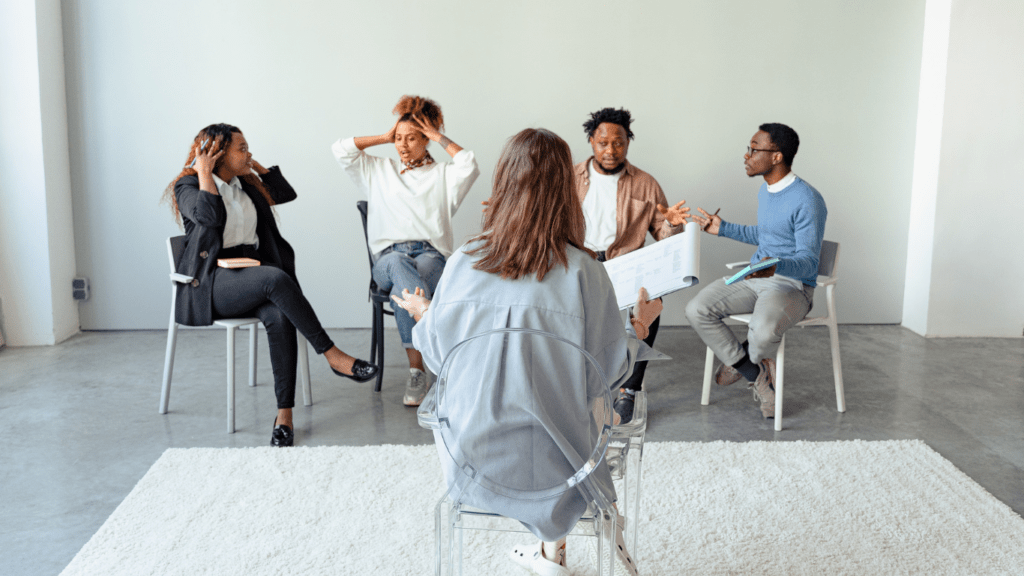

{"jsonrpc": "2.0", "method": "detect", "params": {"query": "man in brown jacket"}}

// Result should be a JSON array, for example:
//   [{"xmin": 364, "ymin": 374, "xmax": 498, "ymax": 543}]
[{"xmin": 575, "ymin": 107, "xmax": 690, "ymax": 422}]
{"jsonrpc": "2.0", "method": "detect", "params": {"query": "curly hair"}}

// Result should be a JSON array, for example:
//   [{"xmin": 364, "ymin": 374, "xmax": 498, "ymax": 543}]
[
  {"xmin": 161, "ymin": 124, "xmax": 275, "ymax": 226},
  {"xmin": 582, "ymin": 107, "xmax": 634, "ymax": 141},
  {"xmin": 393, "ymin": 95, "xmax": 444, "ymax": 132},
  {"xmin": 758, "ymin": 123, "xmax": 800, "ymax": 167}
]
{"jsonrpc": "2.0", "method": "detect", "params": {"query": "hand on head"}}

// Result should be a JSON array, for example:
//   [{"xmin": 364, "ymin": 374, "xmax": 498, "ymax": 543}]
[
  {"xmin": 409, "ymin": 114, "xmax": 440, "ymax": 141},
  {"xmin": 191, "ymin": 139, "xmax": 224, "ymax": 175},
  {"xmin": 391, "ymin": 287, "xmax": 431, "ymax": 322},
  {"xmin": 656, "ymin": 200, "xmax": 690, "ymax": 226}
]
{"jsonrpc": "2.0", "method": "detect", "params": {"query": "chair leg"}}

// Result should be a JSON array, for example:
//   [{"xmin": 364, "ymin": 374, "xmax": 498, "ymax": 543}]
[
  {"xmin": 248, "ymin": 324, "xmax": 258, "ymax": 388},
  {"xmin": 374, "ymin": 304, "xmax": 386, "ymax": 393},
  {"xmin": 298, "ymin": 332, "xmax": 312, "ymax": 407},
  {"xmin": 775, "ymin": 334, "xmax": 785, "ymax": 432},
  {"xmin": 226, "ymin": 326, "xmax": 236, "ymax": 434},
  {"xmin": 160, "ymin": 318, "xmax": 178, "ymax": 414},
  {"xmin": 701, "ymin": 346, "xmax": 714, "ymax": 405},
  {"xmin": 827, "ymin": 285, "xmax": 846, "ymax": 413},
  {"xmin": 369, "ymin": 304, "xmax": 379, "ymax": 365}
]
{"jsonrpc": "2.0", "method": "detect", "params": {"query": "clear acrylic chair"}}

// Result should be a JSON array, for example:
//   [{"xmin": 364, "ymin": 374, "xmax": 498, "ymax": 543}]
[
  {"xmin": 159, "ymin": 235, "xmax": 311, "ymax": 433},
  {"xmin": 701, "ymin": 240, "xmax": 845, "ymax": 431},
  {"xmin": 421, "ymin": 328, "xmax": 628, "ymax": 576}
]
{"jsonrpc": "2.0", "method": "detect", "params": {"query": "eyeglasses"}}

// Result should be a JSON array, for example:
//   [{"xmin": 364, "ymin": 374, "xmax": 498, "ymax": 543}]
[{"xmin": 747, "ymin": 146, "xmax": 779, "ymax": 156}]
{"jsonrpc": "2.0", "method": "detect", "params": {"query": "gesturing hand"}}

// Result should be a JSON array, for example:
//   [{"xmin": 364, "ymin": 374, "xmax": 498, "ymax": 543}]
[
  {"xmin": 692, "ymin": 208, "xmax": 722, "ymax": 235},
  {"xmin": 192, "ymin": 140, "xmax": 223, "ymax": 175},
  {"xmin": 656, "ymin": 200, "xmax": 691, "ymax": 226},
  {"xmin": 747, "ymin": 257, "xmax": 777, "ymax": 280},
  {"xmin": 391, "ymin": 287, "xmax": 431, "ymax": 322},
  {"xmin": 631, "ymin": 287, "xmax": 663, "ymax": 340}
]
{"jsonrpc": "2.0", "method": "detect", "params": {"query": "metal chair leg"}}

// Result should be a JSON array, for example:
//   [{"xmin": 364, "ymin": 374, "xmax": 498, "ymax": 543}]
[
  {"xmin": 374, "ymin": 303, "xmax": 386, "ymax": 392},
  {"xmin": 226, "ymin": 326, "xmax": 236, "ymax": 434},
  {"xmin": 248, "ymin": 324, "xmax": 258, "ymax": 387},
  {"xmin": 701, "ymin": 346, "xmax": 714, "ymax": 405},
  {"xmin": 160, "ymin": 314, "xmax": 178, "ymax": 414},
  {"xmin": 298, "ymin": 332, "xmax": 312, "ymax": 407},
  {"xmin": 775, "ymin": 334, "xmax": 786, "ymax": 432}
]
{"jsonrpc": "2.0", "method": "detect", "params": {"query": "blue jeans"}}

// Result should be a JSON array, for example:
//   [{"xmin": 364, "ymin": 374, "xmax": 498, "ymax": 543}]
[{"xmin": 372, "ymin": 241, "xmax": 447, "ymax": 348}]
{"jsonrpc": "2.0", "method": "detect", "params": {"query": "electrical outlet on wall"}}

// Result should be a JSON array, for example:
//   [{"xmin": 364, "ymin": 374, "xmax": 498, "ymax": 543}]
[{"xmin": 73, "ymin": 278, "xmax": 90, "ymax": 301}]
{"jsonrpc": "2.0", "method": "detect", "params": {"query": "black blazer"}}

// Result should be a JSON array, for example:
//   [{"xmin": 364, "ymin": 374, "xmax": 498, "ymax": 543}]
[{"xmin": 173, "ymin": 167, "xmax": 298, "ymax": 326}]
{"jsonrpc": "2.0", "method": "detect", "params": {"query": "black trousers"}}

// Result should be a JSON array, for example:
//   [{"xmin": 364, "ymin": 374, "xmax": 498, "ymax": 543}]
[
  {"xmin": 596, "ymin": 250, "xmax": 659, "ymax": 392},
  {"xmin": 211, "ymin": 264, "xmax": 334, "ymax": 409}
]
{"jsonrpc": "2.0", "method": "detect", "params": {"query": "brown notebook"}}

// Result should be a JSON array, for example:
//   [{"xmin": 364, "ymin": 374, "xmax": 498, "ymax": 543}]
[{"xmin": 217, "ymin": 257, "xmax": 261, "ymax": 269}]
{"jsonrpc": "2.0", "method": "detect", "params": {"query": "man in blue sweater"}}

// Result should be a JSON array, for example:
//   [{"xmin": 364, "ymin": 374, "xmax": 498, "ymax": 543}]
[{"xmin": 687, "ymin": 123, "xmax": 827, "ymax": 419}]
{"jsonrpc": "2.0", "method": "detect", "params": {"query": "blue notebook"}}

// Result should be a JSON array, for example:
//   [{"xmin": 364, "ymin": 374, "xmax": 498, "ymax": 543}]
[{"xmin": 725, "ymin": 257, "xmax": 781, "ymax": 285}]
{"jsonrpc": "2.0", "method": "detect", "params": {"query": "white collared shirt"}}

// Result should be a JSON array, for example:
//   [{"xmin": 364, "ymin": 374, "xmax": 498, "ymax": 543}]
[
  {"xmin": 582, "ymin": 160, "xmax": 621, "ymax": 251},
  {"xmin": 213, "ymin": 174, "xmax": 259, "ymax": 249},
  {"xmin": 767, "ymin": 171, "xmax": 798, "ymax": 193}
]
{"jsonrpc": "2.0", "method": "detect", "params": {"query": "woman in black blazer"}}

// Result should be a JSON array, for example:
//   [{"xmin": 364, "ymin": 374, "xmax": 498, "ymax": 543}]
[{"xmin": 164, "ymin": 123, "xmax": 377, "ymax": 446}]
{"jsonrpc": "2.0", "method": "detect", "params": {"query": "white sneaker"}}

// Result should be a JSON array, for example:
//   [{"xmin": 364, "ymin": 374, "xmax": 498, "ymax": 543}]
[
  {"xmin": 402, "ymin": 369, "xmax": 431, "ymax": 407},
  {"xmin": 509, "ymin": 541, "xmax": 569, "ymax": 576}
]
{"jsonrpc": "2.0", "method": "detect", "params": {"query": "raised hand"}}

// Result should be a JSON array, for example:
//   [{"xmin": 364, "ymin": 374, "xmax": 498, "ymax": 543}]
[
  {"xmin": 384, "ymin": 118, "xmax": 400, "ymax": 143},
  {"xmin": 250, "ymin": 159, "xmax": 269, "ymax": 175},
  {"xmin": 692, "ymin": 207, "xmax": 722, "ymax": 235},
  {"xmin": 409, "ymin": 114, "xmax": 442, "ymax": 142},
  {"xmin": 192, "ymin": 139, "xmax": 223, "ymax": 175},
  {"xmin": 656, "ymin": 200, "xmax": 691, "ymax": 226},
  {"xmin": 391, "ymin": 287, "xmax": 431, "ymax": 322}
]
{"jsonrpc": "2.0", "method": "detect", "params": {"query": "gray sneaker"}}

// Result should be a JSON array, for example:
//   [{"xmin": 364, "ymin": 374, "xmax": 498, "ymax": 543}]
[
  {"xmin": 403, "ymin": 369, "xmax": 431, "ymax": 407},
  {"xmin": 714, "ymin": 362, "xmax": 744, "ymax": 386},
  {"xmin": 749, "ymin": 358, "xmax": 776, "ymax": 419}
]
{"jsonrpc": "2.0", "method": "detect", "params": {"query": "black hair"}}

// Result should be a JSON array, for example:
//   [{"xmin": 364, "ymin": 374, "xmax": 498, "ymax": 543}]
[
  {"xmin": 758, "ymin": 123, "xmax": 800, "ymax": 167},
  {"xmin": 583, "ymin": 107, "xmax": 635, "ymax": 140}
]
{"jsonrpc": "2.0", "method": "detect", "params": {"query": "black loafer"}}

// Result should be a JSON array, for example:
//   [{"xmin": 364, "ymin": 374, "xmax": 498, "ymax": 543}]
[
  {"xmin": 332, "ymin": 359, "xmax": 378, "ymax": 383},
  {"xmin": 271, "ymin": 420, "xmax": 293, "ymax": 447}
]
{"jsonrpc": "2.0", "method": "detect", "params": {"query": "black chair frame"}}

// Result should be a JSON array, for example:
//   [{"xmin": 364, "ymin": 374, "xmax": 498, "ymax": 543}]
[{"xmin": 357, "ymin": 201, "xmax": 391, "ymax": 392}]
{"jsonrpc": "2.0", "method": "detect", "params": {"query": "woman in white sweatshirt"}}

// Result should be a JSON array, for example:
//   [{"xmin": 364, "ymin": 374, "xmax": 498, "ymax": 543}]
[{"xmin": 333, "ymin": 95, "xmax": 480, "ymax": 408}]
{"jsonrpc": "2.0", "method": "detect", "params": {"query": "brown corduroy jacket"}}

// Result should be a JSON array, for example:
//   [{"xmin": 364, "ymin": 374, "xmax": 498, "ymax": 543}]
[{"xmin": 573, "ymin": 157, "xmax": 684, "ymax": 260}]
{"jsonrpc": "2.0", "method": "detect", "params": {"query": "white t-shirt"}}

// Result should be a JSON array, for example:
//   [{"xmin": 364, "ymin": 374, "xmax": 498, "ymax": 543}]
[
  {"xmin": 332, "ymin": 137, "xmax": 480, "ymax": 258},
  {"xmin": 582, "ymin": 161, "xmax": 621, "ymax": 251}
]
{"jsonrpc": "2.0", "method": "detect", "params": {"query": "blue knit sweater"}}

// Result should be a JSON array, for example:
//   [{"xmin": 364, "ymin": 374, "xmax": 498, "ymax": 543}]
[{"xmin": 718, "ymin": 176, "xmax": 827, "ymax": 286}]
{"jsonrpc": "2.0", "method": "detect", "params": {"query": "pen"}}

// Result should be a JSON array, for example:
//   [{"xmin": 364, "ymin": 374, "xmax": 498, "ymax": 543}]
[{"xmin": 703, "ymin": 208, "xmax": 720, "ymax": 231}]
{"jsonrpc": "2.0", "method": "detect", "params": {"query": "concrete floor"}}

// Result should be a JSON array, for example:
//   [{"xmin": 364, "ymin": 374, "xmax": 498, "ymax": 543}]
[{"xmin": 1, "ymin": 325, "xmax": 1022, "ymax": 575}]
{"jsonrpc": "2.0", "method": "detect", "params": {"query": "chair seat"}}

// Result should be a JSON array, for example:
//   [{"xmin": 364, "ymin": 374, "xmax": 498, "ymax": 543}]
[
  {"xmin": 727, "ymin": 313, "xmax": 829, "ymax": 328},
  {"xmin": 212, "ymin": 318, "xmax": 260, "ymax": 328}
]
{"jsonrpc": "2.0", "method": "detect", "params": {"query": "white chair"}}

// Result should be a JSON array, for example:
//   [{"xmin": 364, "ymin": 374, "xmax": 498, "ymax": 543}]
[
  {"xmin": 701, "ymin": 240, "xmax": 845, "ymax": 431},
  {"xmin": 159, "ymin": 236, "xmax": 311, "ymax": 433},
  {"xmin": 423, "ymin": 328, "xmax": 637, "ymax": 575}
]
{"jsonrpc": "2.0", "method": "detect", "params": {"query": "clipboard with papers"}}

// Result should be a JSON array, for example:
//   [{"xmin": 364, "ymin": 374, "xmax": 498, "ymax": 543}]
[{"xmin": 602, "ymin": 221, "xmax": 702, "ymax": 310}]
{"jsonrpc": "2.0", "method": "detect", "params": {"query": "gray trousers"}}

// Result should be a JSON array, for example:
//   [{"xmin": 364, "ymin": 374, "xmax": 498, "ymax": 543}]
[{"xmin": 685, "ymin": 275, "xmax": 814, "ymax": 365}]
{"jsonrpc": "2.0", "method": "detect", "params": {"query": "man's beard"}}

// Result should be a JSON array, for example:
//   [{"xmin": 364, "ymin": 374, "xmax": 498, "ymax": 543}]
[{"xmin": 598, "ymin": 161, "xmax": 626, "ymax": 175}]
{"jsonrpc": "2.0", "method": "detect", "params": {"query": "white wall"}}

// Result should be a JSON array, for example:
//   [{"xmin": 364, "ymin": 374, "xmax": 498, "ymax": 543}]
[
  {"xmin": 61, "ymin": 0, "xmax": 927, "ymax": 330},
  {"xmin": 0, "ymin": 0, "xmax": 79, "ymax": 346},
  {"xmin": 903, "ymin": 0, "xmax": 1024, "ymax": 337}
]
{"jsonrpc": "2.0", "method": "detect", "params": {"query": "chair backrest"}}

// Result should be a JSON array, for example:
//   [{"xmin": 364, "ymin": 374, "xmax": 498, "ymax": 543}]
[
  {"xmin": 817, "ymin": 240, "xmax": 840, "ymax": 279},
  {"xmin": 167, "ymin": 235, "xmax": 187, "ymax": 274},
  {"xmin": 433, "ymin": 328, "xmax": 614, "ymax": 507},
  {"xmin": 356, "ymin": 201, "xmax": 383, "ymax": 294}
]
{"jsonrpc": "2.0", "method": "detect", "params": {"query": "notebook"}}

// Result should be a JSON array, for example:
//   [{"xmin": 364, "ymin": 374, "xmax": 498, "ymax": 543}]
[
  {"xmin": 217, "ymin": 257, "xmax": 261, "ymax": 269},
  {"xmin": 725, "ymin": 257, "xmax": 780, "ymax": 285}
]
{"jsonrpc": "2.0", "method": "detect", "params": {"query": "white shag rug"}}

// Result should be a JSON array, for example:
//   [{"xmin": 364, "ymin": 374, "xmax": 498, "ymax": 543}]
[{"xmin": 61, "ymin": 440, "xmax": 1024, "ymax": 575}]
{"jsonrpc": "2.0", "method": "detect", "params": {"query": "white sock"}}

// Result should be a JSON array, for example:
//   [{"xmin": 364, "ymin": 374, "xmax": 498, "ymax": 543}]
[{"xmin": 410, "ymin": 368, "xmax": 423, "ymax": 376}]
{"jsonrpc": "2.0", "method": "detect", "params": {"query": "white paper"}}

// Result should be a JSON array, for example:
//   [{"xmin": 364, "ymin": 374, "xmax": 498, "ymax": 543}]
[{"xmin": 602, "ymin": 221, "xmax": 701, "ymax": 310}]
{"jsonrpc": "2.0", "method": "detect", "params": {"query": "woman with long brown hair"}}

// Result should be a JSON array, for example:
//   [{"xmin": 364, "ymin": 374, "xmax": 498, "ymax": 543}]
[
  {"xmin": 165, "ymin": 123, "xmax": 377, "ymax": 447},
  {"xmin": 393, "ymin": 128, "xmax": 658, "ymax": 575},
  {"xmin": 332, "ymin": 95, "xmax": 479, "ymax": 408}
]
